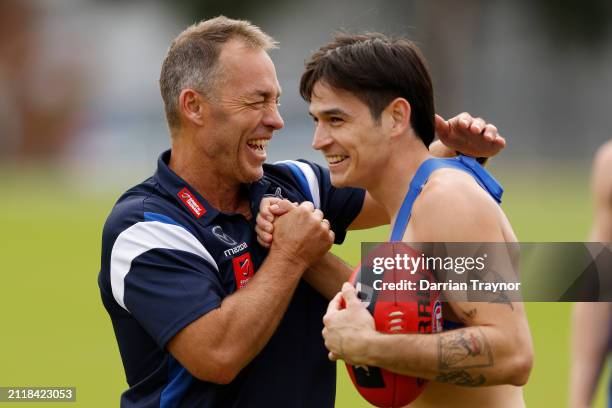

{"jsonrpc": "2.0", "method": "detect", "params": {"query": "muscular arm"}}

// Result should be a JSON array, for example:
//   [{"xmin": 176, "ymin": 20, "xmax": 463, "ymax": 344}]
[
  {"xmin": 325, "ymin": 283, "xmax": 531, "ymax": 387},
  {"xmin": 570, "ymin": 303, "xmax": 612, "ymax": 407},
  {"xmin": 356, "ymin": 301, "xmax": 531, "ymax": 387},
  {"xmin": 304, "ymin": 251, "xmax": 352, "ymax": 300},
  {"xmin": 570, "ymin": 140, "xmax": 612, "ymax": 407},
  {"xmin": 348, "ymin": 191, "xmax": 389, "ymax": 230},
  {"xmin": 398, "ymin": 175, "xmax": 531, "ymax": 386}
]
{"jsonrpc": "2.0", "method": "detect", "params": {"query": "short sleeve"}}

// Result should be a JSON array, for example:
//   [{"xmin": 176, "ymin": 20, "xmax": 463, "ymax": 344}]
[
  {"xmin": 273, "ymin": 160, "xmax": 366, "ymax": 244},
  {"xmin": 311, "ymin": 162, "xmax": 366, "ymax": 243},
  {"xmin": 109, "ymin": 218, "xmax": 224, "ymax": 348}
]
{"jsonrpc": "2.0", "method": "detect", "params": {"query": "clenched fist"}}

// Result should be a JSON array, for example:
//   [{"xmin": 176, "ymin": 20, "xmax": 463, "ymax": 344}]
[{"xmin": 270, "ymin": 201, "xmax": 334, "ymax": 268}]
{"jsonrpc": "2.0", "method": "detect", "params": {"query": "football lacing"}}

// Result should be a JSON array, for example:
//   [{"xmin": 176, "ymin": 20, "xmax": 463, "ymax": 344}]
[{"xmin": 388, "ymin": 310, "xmax": 405, "ymax": 331}]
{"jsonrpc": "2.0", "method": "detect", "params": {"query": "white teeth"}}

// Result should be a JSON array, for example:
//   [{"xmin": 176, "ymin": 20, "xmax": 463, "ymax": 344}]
[
  {"xmin": 247, "ymin": 139, "xmax": 269, "ymax": 150},
  {"xmin": 326, "ymin": 155, "xmax": 348, "ymax": 164}
]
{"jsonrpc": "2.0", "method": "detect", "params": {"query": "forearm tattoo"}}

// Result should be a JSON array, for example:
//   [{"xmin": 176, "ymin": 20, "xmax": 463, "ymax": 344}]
[
  {"xmin": 435, "ymin": 370, "xmax": 486, "ymax": 387},
  {"xmin": 435, "ymin": 328, "xmax": 493, "ymax": 386}
]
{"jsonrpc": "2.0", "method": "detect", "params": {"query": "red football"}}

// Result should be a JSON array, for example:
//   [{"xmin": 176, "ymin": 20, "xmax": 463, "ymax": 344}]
[{"xmin": 345, "ymin": 243, "xmax": 442, "ymax": 408}]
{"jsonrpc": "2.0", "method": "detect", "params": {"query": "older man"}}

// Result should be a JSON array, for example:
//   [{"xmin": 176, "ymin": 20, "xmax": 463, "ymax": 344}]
[{"xmin": 99, "ymin": 17, "xmax": 505, "ymax": 407}]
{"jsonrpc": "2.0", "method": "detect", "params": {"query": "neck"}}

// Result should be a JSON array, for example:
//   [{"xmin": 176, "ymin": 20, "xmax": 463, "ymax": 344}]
[
  {"xmin": 366, "ymin": 140, "xmax": 431, "ymax": 226},
  {"xmin": 169, "ymin": 135, "xmax": 246, "ymax": 214}
]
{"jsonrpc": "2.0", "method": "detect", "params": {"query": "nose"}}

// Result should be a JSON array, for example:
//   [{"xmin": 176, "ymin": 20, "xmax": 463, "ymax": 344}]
[
  {"xmin": 312, "ymin": 123, "xmax": 332, "ymax": 151},
  {"xmin": 262, "ymin": 103, "xmax": 284, "ymax": 130}
]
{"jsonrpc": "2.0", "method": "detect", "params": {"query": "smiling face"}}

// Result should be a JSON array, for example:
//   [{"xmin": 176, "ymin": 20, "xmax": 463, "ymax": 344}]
[
  {"xmin": 309, "ymin": 81, "xmax": 391, "ymax": 189},
  {"xmin": 199, "ymin": 39, "xmax": 284, "ymax": 184}
]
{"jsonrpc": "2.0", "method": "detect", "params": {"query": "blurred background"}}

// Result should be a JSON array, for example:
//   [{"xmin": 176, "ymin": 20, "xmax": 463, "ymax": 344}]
[{"xmin": 0, "ymin": 0, "xmax": 610, "ymax": 406}]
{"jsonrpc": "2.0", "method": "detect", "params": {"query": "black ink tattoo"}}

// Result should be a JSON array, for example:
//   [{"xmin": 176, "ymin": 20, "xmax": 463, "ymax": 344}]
[
  {"xmin": 438, "ymin": 328, "xmax": 493, "ymax": 370},
  {"xmin": 490, "ymin": 270, "xmax": 514, "ymax": 310},
  {"xmin": 459, "ymin": 307, "xmax": 477, "ymax": 323},
  {"xmin": 491, "ymin": 291, "xmax": 514, "ymax": 310},
  {"xmin": 471, "ymin": 268, "xmax": 515, "ymax": 310},
  {"xmin": 435, "ymin": 370, "xmax": 486, "ymax": 387}
]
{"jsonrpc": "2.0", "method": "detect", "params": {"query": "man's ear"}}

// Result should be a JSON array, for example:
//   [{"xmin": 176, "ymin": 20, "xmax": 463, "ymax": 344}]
[
  {"xmin": 385, "ymin": 97, "xmax": 411, "ymax": 138},
  {"xmin": 178, "ymin": 89, "xmax": 207, "ymax": 127}
]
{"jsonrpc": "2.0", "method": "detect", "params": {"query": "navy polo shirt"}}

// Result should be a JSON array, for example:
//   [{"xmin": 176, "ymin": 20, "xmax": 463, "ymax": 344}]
[{"xmin": 98, "ymin": 150, "xmax": 365, "ymax": 408}]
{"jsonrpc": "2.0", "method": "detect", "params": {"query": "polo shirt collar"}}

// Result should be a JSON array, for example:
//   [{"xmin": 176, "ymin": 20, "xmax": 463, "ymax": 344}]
[{"xmin": 154, "ymin": 150, "xmax": 270, "ymax": 224}]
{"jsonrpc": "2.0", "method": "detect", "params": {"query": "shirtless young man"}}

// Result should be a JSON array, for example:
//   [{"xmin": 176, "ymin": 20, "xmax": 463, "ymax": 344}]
[{"xmin": 298, "ymin": 33, "xmax": 534, "ymax": 407}]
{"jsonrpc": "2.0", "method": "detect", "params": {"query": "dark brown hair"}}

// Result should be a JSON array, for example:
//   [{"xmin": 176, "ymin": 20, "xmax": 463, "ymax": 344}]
[{"xmin": 300, "ymin": 33, "xmax": 435, "ymax": 146}]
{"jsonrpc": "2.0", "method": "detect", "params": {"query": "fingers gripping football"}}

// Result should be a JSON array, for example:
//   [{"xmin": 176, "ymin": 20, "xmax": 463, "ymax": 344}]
[{"xmin": 322, "ymin": 283, "xmax": 375, "ymax": 366}]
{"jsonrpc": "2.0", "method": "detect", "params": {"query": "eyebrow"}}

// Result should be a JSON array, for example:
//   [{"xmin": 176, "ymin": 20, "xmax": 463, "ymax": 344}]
[
  {"xmin": 309, "ymin": 108, "xmax": 348, "ymax": 117},
  {"xmin": 251, "ymin": 88, "xmax": 283, "ymax": 99}
]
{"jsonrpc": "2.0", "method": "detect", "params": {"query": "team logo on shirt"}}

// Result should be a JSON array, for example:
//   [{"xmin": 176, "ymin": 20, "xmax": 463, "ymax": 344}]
[
  {"xmin": 232, "ymin": 252, "xmax": 254, "ymax": 289},
  {"xmin": 264, "ymin": 187, "xmax": 284, "ymax": 199},
  {"xmin": 177, "ymin": 187, "xmax": 206, "ymax": 218},
  {"xmin": 212, "ymin": 225, "xmax": 238, "ymax": 246}
]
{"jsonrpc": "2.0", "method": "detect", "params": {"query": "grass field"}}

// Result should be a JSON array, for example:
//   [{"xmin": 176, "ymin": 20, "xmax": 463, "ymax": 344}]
[{"xmin": 0, "ymin": 161, "xmax": 607, "ymax": 407}]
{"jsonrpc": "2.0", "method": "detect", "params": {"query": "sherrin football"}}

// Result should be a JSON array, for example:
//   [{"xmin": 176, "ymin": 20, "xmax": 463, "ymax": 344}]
[{"xmin": 344, "ymin": 243, "xmax": 442, "ymax": 408}]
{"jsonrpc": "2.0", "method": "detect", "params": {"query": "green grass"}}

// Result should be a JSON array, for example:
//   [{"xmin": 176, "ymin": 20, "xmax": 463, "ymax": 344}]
[{"xmin": 0, "ymin": 163, "xmax": 606, "ymax": 407}]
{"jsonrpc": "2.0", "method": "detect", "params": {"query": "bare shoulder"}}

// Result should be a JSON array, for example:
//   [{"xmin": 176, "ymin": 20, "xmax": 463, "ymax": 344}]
[
  {"xmin": 415, "ymin": 168, "xmax": 499, "ymax": 219},
  {"xmin": 593, "ymin": 140, "xmax": 612, "ymax": 200},
  {"xmin": 591, "ymin": 140, "xmax": 612, "ymax": 240},
  {"xmin": 594, "ymin": 139, "xmax": 612, "ymax": 165},
  {"xmin": 409, "ymin": 168, "xmax": 508, "ymax": 242}
]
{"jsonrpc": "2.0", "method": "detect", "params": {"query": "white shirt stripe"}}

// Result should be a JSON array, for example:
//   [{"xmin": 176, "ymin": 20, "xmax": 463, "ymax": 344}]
[
  {"xmin": 275, "ymin": 160, "xmax": 321, "ymax": 209},
  {"xmin": 110, "ymin": 221, "xmax": 218, "ymax": 311}
]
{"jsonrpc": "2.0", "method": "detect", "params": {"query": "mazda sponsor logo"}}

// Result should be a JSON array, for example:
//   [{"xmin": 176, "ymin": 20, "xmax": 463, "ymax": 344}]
[{"xmin": 224, "ymin": 242, "xmax": 248, "ymax": 257}]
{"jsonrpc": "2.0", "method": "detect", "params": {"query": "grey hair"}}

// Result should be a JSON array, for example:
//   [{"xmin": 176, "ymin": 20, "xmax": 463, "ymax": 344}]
[{"xmin": 159, "ymin": 16, "xmax": 278, "ymax": 132}]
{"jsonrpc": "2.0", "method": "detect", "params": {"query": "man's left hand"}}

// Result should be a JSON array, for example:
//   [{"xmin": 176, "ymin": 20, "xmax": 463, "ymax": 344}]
[{"xmin": 433, "ymin": 112, "xmax": 506, "ymax": 158}]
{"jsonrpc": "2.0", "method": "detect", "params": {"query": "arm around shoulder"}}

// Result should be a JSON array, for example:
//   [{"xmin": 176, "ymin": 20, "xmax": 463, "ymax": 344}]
[{"xmin": 348, "ymin": 191, "xmax": 390, "ymax": 230}]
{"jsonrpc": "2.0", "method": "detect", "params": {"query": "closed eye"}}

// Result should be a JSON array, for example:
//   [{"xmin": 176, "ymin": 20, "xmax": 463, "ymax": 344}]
[
  {"xmin": 329, "ymin": 117, "xmax": 344, "ymax": 125},
  {"xmin": 248, "ymin": 99, "xmax": 281, "ymax": 110}
]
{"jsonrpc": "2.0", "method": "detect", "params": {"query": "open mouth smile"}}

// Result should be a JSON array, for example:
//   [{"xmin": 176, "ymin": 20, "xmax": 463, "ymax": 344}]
[{"xmin": 326, "ymin": 155, "xmax": 349, "ymax": 165}]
